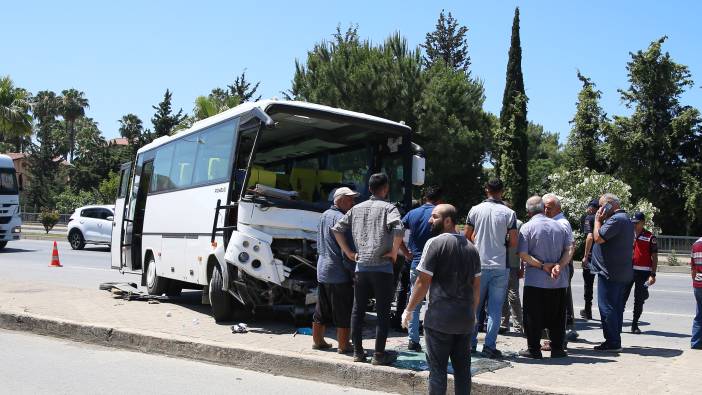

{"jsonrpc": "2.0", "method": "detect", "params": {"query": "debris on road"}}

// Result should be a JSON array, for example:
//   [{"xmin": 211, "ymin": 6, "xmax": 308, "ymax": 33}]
[{"xmin": 231, "ymin": 323, "xmax": 248, "ymax": 333}]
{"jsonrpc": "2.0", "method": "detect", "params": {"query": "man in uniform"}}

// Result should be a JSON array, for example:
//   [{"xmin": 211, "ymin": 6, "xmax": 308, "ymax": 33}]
[
  {"xmin": 579, "ymin": 199, "xmax": 599, "ymax": 320},
  {"xmin": 623, "ymin": 212, "xmax": 657, "ymax": 334}
]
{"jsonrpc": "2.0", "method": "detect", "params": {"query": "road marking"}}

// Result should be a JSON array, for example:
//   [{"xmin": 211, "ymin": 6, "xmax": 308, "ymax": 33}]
[
  {"xmin": 570, "ymin": 284, "xmax": 691, "ymax": 294},
  {"xmin": 574, "ymin": 305, "xmax": 695, "ymax": 318}
]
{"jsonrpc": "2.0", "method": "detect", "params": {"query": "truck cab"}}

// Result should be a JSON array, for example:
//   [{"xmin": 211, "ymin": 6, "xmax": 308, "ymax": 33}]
[{"xmin": 0, "ymin": 154, "xmax": 22, "ymax": 250}]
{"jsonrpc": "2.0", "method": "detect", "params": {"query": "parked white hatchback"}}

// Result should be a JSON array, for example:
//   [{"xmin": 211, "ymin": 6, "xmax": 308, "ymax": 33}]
[{"xmin": 67, "ymin": 205, "xmax": 115, "ymax": 250}]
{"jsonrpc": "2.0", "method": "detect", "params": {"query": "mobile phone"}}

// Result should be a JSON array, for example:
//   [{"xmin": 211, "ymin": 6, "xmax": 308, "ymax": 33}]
[{"xmin": 602, "ymin": 203, "xmax": 613, "ymax": 216}]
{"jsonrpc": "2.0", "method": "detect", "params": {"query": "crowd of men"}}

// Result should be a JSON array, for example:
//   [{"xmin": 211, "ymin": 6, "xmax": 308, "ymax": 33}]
[{"xmin": 311, "ymin": 173, "xmax": 702, "ymax": 394}]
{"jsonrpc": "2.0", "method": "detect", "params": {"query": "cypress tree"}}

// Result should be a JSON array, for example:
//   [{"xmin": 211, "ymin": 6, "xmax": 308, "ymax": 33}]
[
  {"xmin": 565, "ymin": 71, "xmax": 607, "ymax": 172},
  {"xmin": 496, "ymin": 7, "xmax": 528, "ymax": 217},
  {"xmin": 422, "ymin": 10, "xmax": 471, "ymax": 73},
  {"xmin": 151, "ymin": 89, "xmax": 186, "ymax": 138}
]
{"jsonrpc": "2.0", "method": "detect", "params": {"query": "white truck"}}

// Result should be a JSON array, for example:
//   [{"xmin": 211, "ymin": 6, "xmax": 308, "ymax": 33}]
[
  {"xmin": 110, "ymin": 100, "xmax": 425, "ymax": 322},
  {"xmin": 0, "ymin": 154, "xmax": 22, "ymax": 250}
]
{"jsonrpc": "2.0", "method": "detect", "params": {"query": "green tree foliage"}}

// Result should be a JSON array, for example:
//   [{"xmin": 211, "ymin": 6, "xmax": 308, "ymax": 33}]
[
  {"xmin": 119, "ymin": 113, "xmax": 151, "ymax": 158},
  {"xmin": 228, "ymin": 70, "xmax": 261, "ymax": 102},
  {"xmin": 55, "ymin": 187, "xmax": 100, "ymax": 214},
  {"xmin": 98, "ymin": 171, "xmax": 121, "ymax": 203},
  {"xmin": 40, "ymin": 209, "xmax": 60, "ymax": 233},
  {"xmin": 59, "ymin": 89, "xmax": 89, "ymax": 162},
  {"xmin": 290, "ymin": 26, "xmax": 491, "ymax": 213},
  {"xmin": 564, "ymin": 72, "xmax": 608, "ymax": 171},
  {"xmin": 526, "ymin": 122, "xmax": 561, "ymax": 195},
  {"xmin": 495, "ymin": 7, "xmax": 528, "ymax": 217},
  {"xmin": 151, "ymin": 89, "xmax": 186, "ymax": 137},
  {"xmin": 605, "ymin": 37, "xmax": 701, "ymax": 234},
  {"xmin": 25, "ymin": 91, "xmax": 65, "ymax": 210},
  {"xmin": 289, "ymin": 26, "xmax": 423, "ymax": 128},
  {"xmin": 69, "ymin": 117, "xmax": 123, "ymax": 193},
  {"xmin": 416, "ymin": 63, "xmax": 491, "ymax": 214},
  {"xmin": 0, "ymin": 76, "xmax": 33, "ymax": 152},
  {"xmin": 422, "ymin": 10, "xmax": 470, "ymax": 73}
]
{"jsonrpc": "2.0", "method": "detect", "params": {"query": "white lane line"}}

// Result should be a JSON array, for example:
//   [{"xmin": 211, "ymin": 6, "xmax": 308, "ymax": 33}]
[{"xmin": 56, "ymin": 266, "xmax": 110, "ymax": 272}]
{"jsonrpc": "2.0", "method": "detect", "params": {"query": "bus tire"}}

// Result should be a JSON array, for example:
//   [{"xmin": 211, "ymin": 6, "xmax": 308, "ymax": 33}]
[
  {"xmin": 145, "ymin": 255, "xmax": 169, "ymax": 295},
  {"xmin": 0, "ymin": 241, "xmax": 7, "ymax": 250},
  {"xmin": 209, "ymin": 264, "xmax": 234, "ymax": 322},
  {"xmin": 68, "ymin": 230, "xmax": 85, "ymax": 250}
]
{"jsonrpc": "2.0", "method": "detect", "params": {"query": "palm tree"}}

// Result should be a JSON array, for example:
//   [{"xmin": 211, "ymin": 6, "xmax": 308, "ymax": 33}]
[
  {"xmin": 32, "ymin": 90, "xmax": 61, "ymax": 123},
  {"xmin": 194, "ymin": 90, "xmax": 240, "ymax": 121},
  {"xmin": 0, "ymin": 76, "xmax": 33, "ymax": 152},
  {"xmin": 59, "ymin": 89, "xmax": 89, "ymax": 162}
]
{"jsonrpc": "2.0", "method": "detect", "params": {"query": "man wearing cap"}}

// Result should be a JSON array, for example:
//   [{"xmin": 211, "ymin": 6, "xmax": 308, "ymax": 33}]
[
  {"xmin": 622, "ymin": 212, "xmax": 658, "ymax": 334},
  {"xmin": 579, "ymin": 199, "xmax": 599, "ymax": 320},
  {"xmin": 312, "ymin": 187, "xmax": 359, "ymax": 353}
]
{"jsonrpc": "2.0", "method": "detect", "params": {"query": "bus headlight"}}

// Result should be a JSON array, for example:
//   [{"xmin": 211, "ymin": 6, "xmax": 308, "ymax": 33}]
[{"xmin": 12, "ymin": 226, "xmax": 21, "ymax": 233}]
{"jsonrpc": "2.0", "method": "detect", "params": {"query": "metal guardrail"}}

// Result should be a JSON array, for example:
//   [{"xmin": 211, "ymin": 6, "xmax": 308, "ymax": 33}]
[
  {"xmin": 656, "ymin": 235, "xmax": 699, "ymax": 253},
  {"xmin": 21, "ymin": 212, "xmax": 72, "ymax": 225}
]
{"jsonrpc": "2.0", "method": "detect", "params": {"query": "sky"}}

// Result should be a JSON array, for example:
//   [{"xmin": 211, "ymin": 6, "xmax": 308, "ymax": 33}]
[{"xmin": 2, "ymin": 0, "xmax": 701, "ymax": 143}]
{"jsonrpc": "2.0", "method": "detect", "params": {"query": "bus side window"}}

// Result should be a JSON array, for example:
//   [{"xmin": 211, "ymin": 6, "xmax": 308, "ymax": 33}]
[
  {"xmin": 193, "ymin": 120, "xmax": 236, "ymax": 184},
  {"xmin": 169, "ymin": 138, "xmax": 197, "ymax": 188},
  {"xmin": 151, "ymin": 144, "xmax": 175, "ymax": 192}
]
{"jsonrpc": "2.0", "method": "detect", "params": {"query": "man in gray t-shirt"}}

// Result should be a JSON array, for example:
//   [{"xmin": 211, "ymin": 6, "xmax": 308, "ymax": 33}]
[
  {"xmin": 464, "ymin": 178, "xmax": 517, "ymax": 358},
  {"xmin": 403, "ymin": 204, "xmax": 480, "ymax": 395}
]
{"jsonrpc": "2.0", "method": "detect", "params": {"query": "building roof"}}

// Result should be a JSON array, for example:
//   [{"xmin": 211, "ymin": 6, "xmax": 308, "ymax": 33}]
[{"xmin": 109, "ymin": 137, "xmax": 129, "ymax": 146}]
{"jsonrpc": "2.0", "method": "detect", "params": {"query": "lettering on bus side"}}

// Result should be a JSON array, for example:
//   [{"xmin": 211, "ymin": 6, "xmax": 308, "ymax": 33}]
[{"xmin": 215, "ymin": 187, "xmax": 226, "ymax": 193}]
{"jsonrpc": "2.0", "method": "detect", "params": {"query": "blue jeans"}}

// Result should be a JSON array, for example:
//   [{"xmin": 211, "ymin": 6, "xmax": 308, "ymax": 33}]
[
  {"xmin": 693, "ymin": 287, "xmax": 702, "ymax": 349},
  {"xmin": 471, "ymin": 268, "xmax": 509, "ymax": 349},
  {"xmin": 407, "ymin": 269, "xmax": 423, "ymax": 343},
  {"xmin": 597, "ymin": 274, "xmax": 627, "ymax": 348}
]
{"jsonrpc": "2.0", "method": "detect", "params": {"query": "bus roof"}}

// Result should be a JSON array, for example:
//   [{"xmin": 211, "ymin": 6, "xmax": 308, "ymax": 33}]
[
  {"xmin": 138, "ymin": 100, "xmax": 411, "ymax": 154},
  {"xmin": 0, "ymin": 154, "xmax": 15, "ymax": 169}
]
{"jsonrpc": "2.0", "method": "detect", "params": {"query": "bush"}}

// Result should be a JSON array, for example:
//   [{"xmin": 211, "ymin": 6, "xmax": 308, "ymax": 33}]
[
  {"xmin": 667, "ymin": 250, "xmax": 680, "ymax": 266},
  {"xmin": 40, "ymin": 209, "xmax": 60, "ymax": 233},
  {"xmin": 55, "ymin": 188, "xmax": 101, "ymax": 214},
  {"xmin": 547, "ymin": 168, "xmax": 660, "ymax": 257}
]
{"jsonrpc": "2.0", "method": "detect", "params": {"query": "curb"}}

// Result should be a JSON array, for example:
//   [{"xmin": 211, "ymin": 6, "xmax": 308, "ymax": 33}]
[
  {"xmin": 0, "ymin": 311, "xmax": 557, "ymax": 395},
  {"xmin": 573, "ymin": 261, "xmax": 690, "ymax": 274}
]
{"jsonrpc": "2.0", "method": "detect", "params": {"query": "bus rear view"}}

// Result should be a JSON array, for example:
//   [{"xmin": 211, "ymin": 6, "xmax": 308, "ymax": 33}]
[{"xmin": 0, "ymin": 154, "xmax": 22, "ymax": 250}]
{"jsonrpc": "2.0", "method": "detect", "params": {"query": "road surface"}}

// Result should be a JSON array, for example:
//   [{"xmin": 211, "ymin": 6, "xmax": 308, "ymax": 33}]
[{"xmin": 0, "ymin": 329, "xmax": 394, "ymax": 395}]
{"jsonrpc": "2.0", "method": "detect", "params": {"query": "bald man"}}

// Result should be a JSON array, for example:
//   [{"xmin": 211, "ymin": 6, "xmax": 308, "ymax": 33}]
[{"xmin": 403, "ymin": 204, "xmax": 481, "ymax": 395}]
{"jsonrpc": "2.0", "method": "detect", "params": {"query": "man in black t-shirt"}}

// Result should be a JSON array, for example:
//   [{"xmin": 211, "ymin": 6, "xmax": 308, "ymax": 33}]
[
  {"xmin": 402, "ymin": 204, "xmax": 481, "ymax": 395},
  {"xmin": 579, "ymin": 199, "xmax": 599, "ymax": 320}
]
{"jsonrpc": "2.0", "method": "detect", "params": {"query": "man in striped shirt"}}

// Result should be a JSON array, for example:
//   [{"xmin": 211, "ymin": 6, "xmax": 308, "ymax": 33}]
[{"xmin": 691, "ymin": 237, "xmax": 702, "ymax": 350}]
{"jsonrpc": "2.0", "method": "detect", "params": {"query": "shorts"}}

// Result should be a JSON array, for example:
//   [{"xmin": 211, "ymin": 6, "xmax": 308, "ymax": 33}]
[{"xmin": 313, "ymin": 282, "xmax": 354, "ymax": 328}]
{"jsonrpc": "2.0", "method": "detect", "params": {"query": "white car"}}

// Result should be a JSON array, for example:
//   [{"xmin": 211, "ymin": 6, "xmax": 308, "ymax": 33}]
[{"xmin": 67, "ymin": 205, "xmax": 115, "ymax": 250}]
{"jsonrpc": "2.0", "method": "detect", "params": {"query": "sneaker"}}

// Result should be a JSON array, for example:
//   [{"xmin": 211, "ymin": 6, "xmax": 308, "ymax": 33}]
[
  {"xmin": 481, "ymin": 345, "xmax": 503, "ymax": 359},
  {"xmin": 566, "ymin": 330, "xmax": 579, "ymax": 342},
  {"xmin": 631, "ymin": 324, "xmax": 641, "ymax": 334},
  {"xmin": 594, "ymin": 343, "xmax": 623, "ymax": 353},
  {"xmin": 371, "ymin": 351, "xmax": 398, "ymax": 366},
  {"xmin": 498, "ymin": 326, "xmax": 509, "ymax": 334},
  {"xmin": 518, "ymin": 349, "xmax": 543, "ymax": 359},
  {"xmin": 550, "ymin": 349, "xmax": 568, "ymax": 358},
  {"xmin": 580, "ymin": 308, "xmax": 592, "ymax": 320},
  {"xmin": 470, "ymin": 344, "xmax": 478, "ymax": 354},
  {"xmin": 353, "ymin": 350, "xmax": 367, "ymax": 362},
  {"xmin": 541, "ymin": 341, "xmax": 552, "ymax": 351},
  {"xmin": 408, "ymin": 340, "xmax": 422, "ymax": 352}
]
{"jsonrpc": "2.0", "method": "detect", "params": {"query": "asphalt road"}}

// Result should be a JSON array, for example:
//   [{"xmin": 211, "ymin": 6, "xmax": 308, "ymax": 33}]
[
  {"xmin": 1, "ymin": 239, "xmax": 697, "ymax": 347},
  {"xmin": 0, "ymin": 329, "xmax": 394, "ymax": 395}
]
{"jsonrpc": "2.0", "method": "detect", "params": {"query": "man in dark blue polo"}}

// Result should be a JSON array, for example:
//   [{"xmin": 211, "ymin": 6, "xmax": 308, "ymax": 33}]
[
  {"xmin": 591, "ymin": 193, "xmax": 634, "ymax": 352},
  {"xmin": 400, "ymin": 185, "xmax": 443, "ymax": 352}
]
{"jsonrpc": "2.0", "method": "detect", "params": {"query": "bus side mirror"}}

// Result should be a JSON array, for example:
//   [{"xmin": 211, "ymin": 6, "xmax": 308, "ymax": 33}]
[{"xmin": 412, "ymin": 155, "xmax": 425, "ymax": 186}]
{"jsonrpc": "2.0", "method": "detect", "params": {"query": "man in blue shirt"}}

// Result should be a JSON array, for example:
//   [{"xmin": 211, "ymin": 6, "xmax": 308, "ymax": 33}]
[
  {"xmin": 400, "ymin": 185, "xmax": 444, "ymax": 352},
  {"xmin": 313, "ymin": 187, "xmax": 359, "ymax": 353},
  {"xmin": 591, "ymin": 193, "xmax": 634, "ymax": 352}
]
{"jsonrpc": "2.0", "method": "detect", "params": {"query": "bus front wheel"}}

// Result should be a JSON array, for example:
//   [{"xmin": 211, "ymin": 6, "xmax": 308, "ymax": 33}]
[
  {"xmin": 145, "ymin": 256, "xmax": 169, "ymax": 295},
  {"xmin": 209, "ymin": 264, "xmax": 234, "ymax": 322},
  {"xmin": 0, "ymin": 241, "xmax": 7, "ymax": 250}
]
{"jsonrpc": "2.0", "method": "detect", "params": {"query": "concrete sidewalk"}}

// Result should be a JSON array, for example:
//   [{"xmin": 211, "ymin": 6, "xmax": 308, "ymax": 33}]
[{"xmin": 0, "ymin": 281, "xmax": 698, "ymax": 394}]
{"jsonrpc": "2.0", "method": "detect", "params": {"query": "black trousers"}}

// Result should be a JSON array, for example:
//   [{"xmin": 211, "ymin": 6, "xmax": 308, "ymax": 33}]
[
  {"xmin": 566, "ymin": 262, "xmax": 575, "ymax": 327},
  {"xmin": 352, "ymin": 271, "xmax": 394, "ymax": 354},
  {"xmin": 391, "ymin": 260, "xmax": 410, "ymax": 328},
  {"xmin": 425, "ymin": 327, "xmax": 472, "ymax": 395},
  {"xmin": 582, "ymin": 266, "xmax": 595, "ymax": 306},
  {"xmin": 623, "ymin": 270, "xmax": 650, "ymax": 323},
  {"xmin": 523, "ymin": 286, "xmax": 568, "ymax": 352}
]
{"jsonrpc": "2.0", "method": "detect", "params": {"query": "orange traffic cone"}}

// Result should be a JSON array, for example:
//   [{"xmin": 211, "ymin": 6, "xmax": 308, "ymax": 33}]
[{"xmin": 49, "ymin": 241, "xmax": 62, "ymax": 267}]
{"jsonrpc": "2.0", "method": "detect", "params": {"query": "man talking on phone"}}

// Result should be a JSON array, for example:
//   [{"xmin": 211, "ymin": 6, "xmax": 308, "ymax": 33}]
[{"xmin": 590, "ymin": 193, "xmax": 634, "ymax": 352}]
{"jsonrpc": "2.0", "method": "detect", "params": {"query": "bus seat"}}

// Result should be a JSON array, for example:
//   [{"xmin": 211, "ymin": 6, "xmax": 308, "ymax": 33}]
[
  {"xmin": 247, "ymin": 168, "xmax": 277, "ymax": 188},
  {"xmin": 318, "ymin": 170, "xmax": 342, "ymax": 184},
  {"xmin": 290, "ymin": 168, "xmax": 318, "ymax": 201},
  {"xmin": 276, "ymin": 173, "xmax": 291, "ymax": 190}
]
